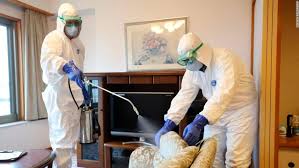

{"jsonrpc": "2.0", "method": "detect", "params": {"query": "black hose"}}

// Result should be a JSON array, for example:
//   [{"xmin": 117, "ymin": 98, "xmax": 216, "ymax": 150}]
[{"xmin": 68, "ymin": 79, "xmax": 80, "ymax": 110}]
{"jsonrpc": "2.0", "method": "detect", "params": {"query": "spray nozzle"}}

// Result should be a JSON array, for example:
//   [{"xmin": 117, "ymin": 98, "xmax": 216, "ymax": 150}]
[{"xmin": 83, "ymin": 78, "xmax": 140, "ymax": 116}]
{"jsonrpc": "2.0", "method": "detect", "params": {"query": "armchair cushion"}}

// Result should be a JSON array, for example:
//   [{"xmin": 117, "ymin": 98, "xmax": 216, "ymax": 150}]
[{"xmin": 129, "ymin": 131, "xmax": 217, "ymax": 168}]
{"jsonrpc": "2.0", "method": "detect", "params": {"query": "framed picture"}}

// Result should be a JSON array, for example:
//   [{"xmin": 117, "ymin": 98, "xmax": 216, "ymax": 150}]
[{"xmin": 125, "ymin": 17, "xmax": 188, "ymax": 71}]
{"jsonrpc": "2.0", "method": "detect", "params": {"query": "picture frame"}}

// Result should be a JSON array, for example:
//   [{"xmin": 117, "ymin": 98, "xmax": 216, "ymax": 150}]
[{"xmin": 125, "ymin": 17, "xmax": 188, "ymax": 71}]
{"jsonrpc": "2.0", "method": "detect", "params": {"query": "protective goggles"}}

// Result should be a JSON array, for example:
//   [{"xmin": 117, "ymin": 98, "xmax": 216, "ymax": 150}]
[
  {"xmin": 177, "ymin": 43, "xmax": 204, "ymax": 66},
  {"xmin": 59, "ymin": 15, "xmax": 82, "ymax": 27}
]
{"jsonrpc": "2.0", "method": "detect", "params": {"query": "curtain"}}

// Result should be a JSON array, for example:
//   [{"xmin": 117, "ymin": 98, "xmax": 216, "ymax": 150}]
[{"xmin": 24, "ymin": 9, "xmax": 49, "ymax": 120}]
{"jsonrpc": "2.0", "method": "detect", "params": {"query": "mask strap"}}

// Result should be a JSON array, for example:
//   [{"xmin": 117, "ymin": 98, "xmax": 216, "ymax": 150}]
[
  {"xmin": 188, "ymin": 43, "xmax": 204, "ymax": 61},
  {"xmin": 193, "ymin": 43, "xmax": 204, "ymax": 53},
  {"xmin": 58, "ymin": 15, "xmax": 82, "ymax": 24},
  {"xmin": 58, "ymin": 16, "xmax": 65, "ymax": 24}
]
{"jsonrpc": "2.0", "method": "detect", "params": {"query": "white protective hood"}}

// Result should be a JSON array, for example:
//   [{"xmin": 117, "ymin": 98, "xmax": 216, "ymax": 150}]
[{"xmin": 56, "ymin": 3, "xmax": 78, "ymax": 33}]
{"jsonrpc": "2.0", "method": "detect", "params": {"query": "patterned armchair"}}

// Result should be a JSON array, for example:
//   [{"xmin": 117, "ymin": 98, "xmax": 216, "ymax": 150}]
[{"xmin": 129, "ymin": 131, "xmax": 217, "ymax": 168}]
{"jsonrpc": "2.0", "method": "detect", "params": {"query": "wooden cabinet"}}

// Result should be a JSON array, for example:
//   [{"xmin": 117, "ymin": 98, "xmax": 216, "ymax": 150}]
[
  {"xmin": 279, "ymin": 137, "xmax": 299, "ymax": 167},
  {"xmin": 77, "ymin": 70, "xmax": 206, "ymax": 168},
  {"xmin": 107, "ymin": 76, "xmax": 129, "ymax": 84},
  {"xmin": 279, "ymin": 148, "xmax": 299, "ymax": 168},
  {"xmin": 279, "ymin": 137, "xmax": 299, "ymax": 149},
  {"xmin": 130, "ymin": 76, "xmax": 153, "ymax": 84},
  {"xmin": 105, "ymin": 73, "xmax": 181, "ymax": 85},
  {"xmin": 104, "ymin": 142, "xmax": 143, "ymax": 168},
  {"xmin": 269, "ymin": 0, "xmax": 299, "ymax": 167},
  {"xmin": 153, "ymin": 75, "xmax": 178, "ymax": 84}
]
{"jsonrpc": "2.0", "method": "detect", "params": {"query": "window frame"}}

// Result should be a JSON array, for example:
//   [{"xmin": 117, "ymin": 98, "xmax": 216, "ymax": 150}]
[{"xmin": 0, "ymin": 16, "xmax": 19, "ymax": 124}]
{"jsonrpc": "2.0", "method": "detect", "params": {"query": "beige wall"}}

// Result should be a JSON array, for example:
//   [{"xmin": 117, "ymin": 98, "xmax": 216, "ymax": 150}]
[
  {"xmin": 253, "ymin": 0, "xmax": 263, "ymax": 166},
  {"xmin": 254, "ymin": 0, "xmax": 263, "ymax": 93},
  {"xmin": 17, "ymin": 0, "xmax": 54, "ymax": 13},
  {"xmin": 279, "ymin": 0, "xmax": 299, "ymax": 126},
  {"xmin": 51, "ymin": 0, "xmax": 253, "ymax": 73}
]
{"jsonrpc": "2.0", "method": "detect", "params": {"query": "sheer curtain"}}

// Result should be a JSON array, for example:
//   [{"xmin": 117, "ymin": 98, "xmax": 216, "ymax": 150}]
[{"xmin": 24, "ymin": 9, "xmax": 48, "ymax": 120}]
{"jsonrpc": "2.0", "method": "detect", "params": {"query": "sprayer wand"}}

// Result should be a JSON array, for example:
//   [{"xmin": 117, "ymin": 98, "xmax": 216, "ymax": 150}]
[{"xmin": 83, "ymin": 78, "xmax": 140, "ymax": 116}]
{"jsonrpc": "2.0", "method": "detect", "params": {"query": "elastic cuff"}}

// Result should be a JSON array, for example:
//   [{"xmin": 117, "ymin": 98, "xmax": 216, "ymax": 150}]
[
  {"xmin": 195, "ymin": 114, "xmax": 209, "ymax": 126},
  {"xmin": 164, "ymin": 119, "xmax": 177, "ymax": 131},
  {"xmin": 58, "ymin": 59, "xmax": 68, "ymax": 75},
  {"xmin": 164, "ymin": 114, "xmax": 180, "ymax": 125}
]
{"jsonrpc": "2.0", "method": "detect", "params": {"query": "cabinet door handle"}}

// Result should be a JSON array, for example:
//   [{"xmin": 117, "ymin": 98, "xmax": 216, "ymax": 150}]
[{"xmin": 288, "ymin": 162, "xmax": 295, "ymax": 168}]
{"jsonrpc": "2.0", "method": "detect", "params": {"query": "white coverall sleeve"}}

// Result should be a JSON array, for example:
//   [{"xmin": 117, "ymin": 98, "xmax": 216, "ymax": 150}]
[
  {"xmin": 40, "ymin": 34, "xmax": 67, "ymax": 85},
  {"xmin": 165, "ymin": 71, "xmax": 200, "ymax": 125},
  {"xmin": 200, "ymin": 52, "xmax": 239, "ymax": 124}
]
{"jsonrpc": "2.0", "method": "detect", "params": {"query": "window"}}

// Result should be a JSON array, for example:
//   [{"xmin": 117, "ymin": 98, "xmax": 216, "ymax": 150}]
[{"xmin": 0, "ymin": 17, "xmax": 18, "ymax": 124}]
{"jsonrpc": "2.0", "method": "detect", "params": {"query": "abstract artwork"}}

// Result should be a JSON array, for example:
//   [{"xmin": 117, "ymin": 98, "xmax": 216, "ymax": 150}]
[{"xmin": 125, "ymin": 17, "xmax": 187, "ymax": 71}]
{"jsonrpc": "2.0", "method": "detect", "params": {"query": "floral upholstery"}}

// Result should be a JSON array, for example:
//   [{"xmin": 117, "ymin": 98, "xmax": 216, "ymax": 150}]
[
  {"xmin": 190, "ymin": 137, "xmax": 217, "ymax": 168},
  {"xmin": 129, "ymin": 146, "xmax": 158, "ymax": 168},
  {"xmin": 158, "ymin": 131, "xmax": 188, "ymax": 159},
  {"xmin": 154, "ymin": 146, "xmax": 199, "ymax": 168},
  {"xmin": 129, "ymin": 131, "xmax": 217, "ymax": 168}
]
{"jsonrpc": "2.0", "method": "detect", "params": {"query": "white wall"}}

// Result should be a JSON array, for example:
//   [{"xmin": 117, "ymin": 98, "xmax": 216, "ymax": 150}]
[
  {"xmin": 17, "ymin": 0, "xmax": 55, "ymax": 13},
  {"xmin": 253, "ymin": 0, "xmax": 263, "ymax": 167},
  {"xmin": 0, "ymin": 1, "xmax": 24, "ymax": 19},
  {"xmin": 52, "ymin": 0, "xmax": 253, "ymax": 73},
  {"xmin": 254, "ymin": 0, "xmax": 263, "ymax": 93},
  {"xmin": 0, "ymin": 1, "xmax": 50, "ymax": 150}
]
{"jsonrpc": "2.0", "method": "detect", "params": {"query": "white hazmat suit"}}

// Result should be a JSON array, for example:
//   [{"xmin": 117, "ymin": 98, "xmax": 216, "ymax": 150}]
[
  {"xmin": 165, "ymin": 33, "xmax": 258, "ymax": 167},
  {"xmin": 40, "ymin": 3, "xmax": 84, "ymax": 168}
]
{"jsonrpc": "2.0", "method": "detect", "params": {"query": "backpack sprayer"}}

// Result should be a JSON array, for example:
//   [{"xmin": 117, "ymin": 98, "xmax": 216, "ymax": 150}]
[{"xmin": 68, "ymin": 77, "xmax": 140, "ymax": 144}]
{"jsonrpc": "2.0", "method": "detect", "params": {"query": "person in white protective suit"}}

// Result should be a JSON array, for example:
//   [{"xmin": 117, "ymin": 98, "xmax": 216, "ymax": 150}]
[
  {"xmin": 155, "ymin": 32, "xmax": 258, "ymax": 167},
  {"xmin": 40, "ymin": 3, "xmax": 90, "ymax": 168}
]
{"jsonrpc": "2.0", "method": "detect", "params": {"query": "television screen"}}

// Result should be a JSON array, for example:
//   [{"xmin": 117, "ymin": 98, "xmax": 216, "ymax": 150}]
[{"xmin": 110, "ymin": 92, "xmax": 175, "ymax": 138}]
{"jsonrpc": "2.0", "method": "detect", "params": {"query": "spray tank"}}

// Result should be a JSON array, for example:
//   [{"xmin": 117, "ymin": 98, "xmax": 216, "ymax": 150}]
[
  {"xmin": 68, "ymin": 77, "xmax": 141, "ymax": 144},
  {"xmin": 68, "ymin": 79, "xmax": 101, "ymax": 144}
]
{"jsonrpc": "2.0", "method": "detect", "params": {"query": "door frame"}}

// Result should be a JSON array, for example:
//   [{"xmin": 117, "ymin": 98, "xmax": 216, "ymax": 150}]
[{"xmin": 259, "ymin": 0, "xmax": 281, "ymax": 167}]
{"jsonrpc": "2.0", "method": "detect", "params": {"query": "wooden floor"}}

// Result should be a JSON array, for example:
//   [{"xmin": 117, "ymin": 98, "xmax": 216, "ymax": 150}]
[{"xmin": 72, "ymin": 151, "xmax": 83, "ymax": 168}]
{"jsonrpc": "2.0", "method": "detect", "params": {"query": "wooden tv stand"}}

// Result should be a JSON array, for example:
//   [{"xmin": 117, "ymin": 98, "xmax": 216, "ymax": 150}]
[
  {"xmin": 104, "ymin": 141, "xmax": 147, "ymax": 168},
  {"xmin": 77, "ymin": 70, "xmax": 206, "ymax": 168}
]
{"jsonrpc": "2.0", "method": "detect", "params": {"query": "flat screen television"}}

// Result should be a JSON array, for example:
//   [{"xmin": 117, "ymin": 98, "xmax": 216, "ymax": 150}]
[{"xmin": 110, "ymin": 92, "xmax": 175, "ymax": 139}]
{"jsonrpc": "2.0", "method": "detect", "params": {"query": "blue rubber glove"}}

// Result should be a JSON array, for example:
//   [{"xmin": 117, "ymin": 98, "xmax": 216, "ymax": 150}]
[
  {"xmin": 183, "ymin": 114, "xmax": 209, "ymax": 146},
  {"xmin": 81, "ymin": 87, "xmax": 91, "ymax": 105},
  {"xmin": 63, "ymin": 60, "xmax": 84, "ymax": 88},
  {"xmin": 155, "ymin": 119, "xmax": 177, "ymax": 146}
]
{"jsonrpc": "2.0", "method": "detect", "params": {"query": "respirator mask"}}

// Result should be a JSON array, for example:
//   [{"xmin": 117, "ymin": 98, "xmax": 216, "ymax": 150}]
[
  {"xmin": 177, "ymin": 43, "xmax": 204, "ymax": 71},
  {"xmin": 186, "ymin": 59, "xmax": 203, "ymax": 71},
  {"xmin": 59, "ymin": 15, "xmax": 82, "ymax": 39}
]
